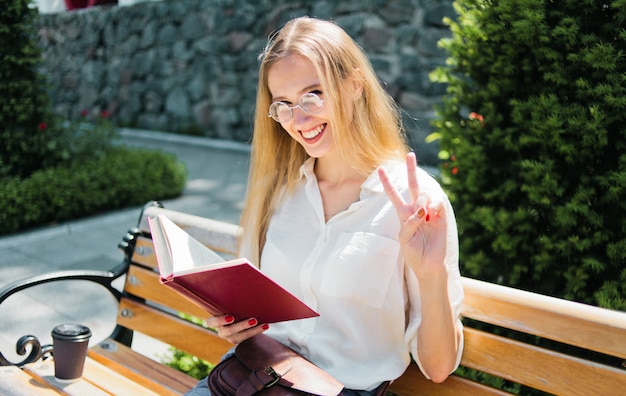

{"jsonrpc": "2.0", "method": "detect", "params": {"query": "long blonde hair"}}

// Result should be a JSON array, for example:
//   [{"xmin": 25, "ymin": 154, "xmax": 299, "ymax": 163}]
[{"xmin": 239, "ymin": 17, "xmax": 409, "ymax": 263}]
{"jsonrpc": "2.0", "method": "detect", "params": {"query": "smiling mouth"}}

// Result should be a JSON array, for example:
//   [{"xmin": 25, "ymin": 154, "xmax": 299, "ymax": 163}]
[{"xmin": 301, "ymin": 124, "xmax": 326, "ymax": 140}]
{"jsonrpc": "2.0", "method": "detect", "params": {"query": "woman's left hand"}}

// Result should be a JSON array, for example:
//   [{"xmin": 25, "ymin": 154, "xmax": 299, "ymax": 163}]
[{"xmin": 378, "ymin": 152, "xmax": 448, "ymax": 277}]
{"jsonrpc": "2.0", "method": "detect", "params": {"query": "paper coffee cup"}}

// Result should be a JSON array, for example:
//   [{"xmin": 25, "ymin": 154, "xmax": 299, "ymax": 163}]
[{"xmin": 51, "ymin": 323, "xmax": 92, "ymax": 382}]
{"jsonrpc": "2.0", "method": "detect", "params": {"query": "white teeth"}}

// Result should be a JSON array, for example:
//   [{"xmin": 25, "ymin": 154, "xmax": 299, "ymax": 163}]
[{"xmin": 302, "ymin": 124, "xmax": 325, "ymax": 139}]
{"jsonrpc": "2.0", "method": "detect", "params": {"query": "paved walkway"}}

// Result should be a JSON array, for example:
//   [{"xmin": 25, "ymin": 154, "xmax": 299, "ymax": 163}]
[{"xmin": 0, "ymin": 129, "xmax": 250, "ymax": 365}]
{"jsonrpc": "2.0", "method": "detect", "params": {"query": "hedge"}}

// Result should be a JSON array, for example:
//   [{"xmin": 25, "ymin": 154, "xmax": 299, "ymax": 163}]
[{"xmin": 0, "ymin": 146, "xmax": 187, "ymax": 235}]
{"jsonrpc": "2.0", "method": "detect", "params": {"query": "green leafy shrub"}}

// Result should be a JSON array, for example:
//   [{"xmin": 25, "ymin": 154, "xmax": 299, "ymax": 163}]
[
  {"xmin": 0, "ymin": 146, "xmax": 187, "ymax": 235},
  {"xmin": 432, "ymin": 0, "xmax": 626, "ymax": 308},
  {"xmin": 164, "ymin": 348, "xmax": 213, "ymax": 380},
  {"xmin": 1, "ymin": 1, "xmax": 119, "ymax": 180},
  {"xmin": 46, "ymin": 111, "xmax": 119, "ymax": 166},
  {"xmin": 0, "ymin": 0, "xmax": 58, "ymax": 178},
  {"xmin": 162, "ymin": 314, "xmax": 214, "ymax": 379}
]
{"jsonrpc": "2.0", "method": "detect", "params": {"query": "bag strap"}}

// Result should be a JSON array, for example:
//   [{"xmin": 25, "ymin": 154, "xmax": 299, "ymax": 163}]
[{"xmin": 235, "ymin": 366, "xmax": 283, "ymax": 396}]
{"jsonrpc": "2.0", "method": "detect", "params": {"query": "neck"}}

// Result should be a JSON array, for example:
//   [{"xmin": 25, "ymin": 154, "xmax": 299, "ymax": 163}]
[
  {"xmin": 314, "ymin": 155, "xmax": 365, "ymax": 222},
  {"xmin": 314, "ymin": 155, "xmax": 363, "ymax": 187}
]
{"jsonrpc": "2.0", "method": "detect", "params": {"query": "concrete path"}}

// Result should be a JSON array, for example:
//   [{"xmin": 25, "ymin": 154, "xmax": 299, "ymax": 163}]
[{"xmin": 0, "ymin": 129, "xmax": 250, "ymax": 365}]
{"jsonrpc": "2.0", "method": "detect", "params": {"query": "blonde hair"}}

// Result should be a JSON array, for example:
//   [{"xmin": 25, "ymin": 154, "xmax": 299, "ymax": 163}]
[{"xmin": 239, "ymin": 17, "xmax": 409, "ymax": 263}]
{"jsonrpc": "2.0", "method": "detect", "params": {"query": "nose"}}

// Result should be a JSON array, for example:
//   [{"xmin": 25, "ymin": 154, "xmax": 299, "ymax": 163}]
[
  {"xmin": 292, "ymin": 102, "xmax": 312, "ymax": 121},
  {"xmin": 291, "ymin": 106, "xmax": 311, "ymax": 125}
]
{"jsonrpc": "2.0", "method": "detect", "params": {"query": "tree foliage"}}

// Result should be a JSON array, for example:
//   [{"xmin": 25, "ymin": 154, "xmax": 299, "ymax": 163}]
[
  {"xmin": 432, "ymin": 0, "xmax": 626, "ymax": 309},
  {"xmin": 0, "ymin": 0, "xmax": 58, "ymax": 178}
]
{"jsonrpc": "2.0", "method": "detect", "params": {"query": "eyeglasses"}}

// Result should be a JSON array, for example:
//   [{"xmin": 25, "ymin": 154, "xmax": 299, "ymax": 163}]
[{"xmin": 268, "ymin": 92, "xmax": 324, "ymax": 123}]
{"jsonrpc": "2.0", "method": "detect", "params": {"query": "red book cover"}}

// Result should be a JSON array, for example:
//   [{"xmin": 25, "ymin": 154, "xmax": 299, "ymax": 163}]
[{"xmin": 148, "ymin": 215, "xmax": 319, "ymax": 324}]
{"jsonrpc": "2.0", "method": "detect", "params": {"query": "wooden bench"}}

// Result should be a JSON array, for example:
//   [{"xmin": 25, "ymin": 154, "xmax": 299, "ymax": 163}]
[{"xmin": 1, "ymin": 201, "xmax": 625, "ymax": 395}]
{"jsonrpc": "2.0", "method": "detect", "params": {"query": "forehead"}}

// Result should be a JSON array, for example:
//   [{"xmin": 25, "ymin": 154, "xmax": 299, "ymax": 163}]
[{"xmin": 267, "ymin": 54, "xmax": 320, "ymax": 100}]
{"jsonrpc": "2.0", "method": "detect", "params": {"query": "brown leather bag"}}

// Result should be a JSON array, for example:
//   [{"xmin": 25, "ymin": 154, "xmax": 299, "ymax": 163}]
[{"xmin": 207, "ymin": 334, "xmax": 344, "ymax": 395}]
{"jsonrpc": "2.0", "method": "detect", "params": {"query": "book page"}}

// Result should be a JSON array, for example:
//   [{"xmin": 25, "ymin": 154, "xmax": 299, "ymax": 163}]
[{"xmin": 156, "ymin": 215, "xmax": 226, "ymax": 275}]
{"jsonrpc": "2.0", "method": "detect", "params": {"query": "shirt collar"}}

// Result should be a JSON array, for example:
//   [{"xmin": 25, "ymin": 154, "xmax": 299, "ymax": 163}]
[{"xmin": 299, "ymin": 157, "xmax": 315, "ymax": 181}]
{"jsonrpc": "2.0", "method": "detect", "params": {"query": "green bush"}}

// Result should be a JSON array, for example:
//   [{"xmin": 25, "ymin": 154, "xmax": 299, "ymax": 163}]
[
  {"xmin": 0, "ymin": 0, "xmax": 59, "ymax": 178},
  {"xmin": 47, "ymin": 112, "xmax": 120, "ymax": 166},
  {"xmin": 431, "ymin": 0, "xmax": 626, "ymax": 309},
  {"xmin": 164, "ymin": 348, "xmax": 213, "ymax": 380},
  {"xmin": 0, "ymin": 146, "xmax": 187, "ymax": 235},
  {"xmin": 162, "ymin": 314, "xmax": 213, "ymax": 379},
  {"xmin": 0, "ymin": 1, "xmax": 117, "ymax": 179}
]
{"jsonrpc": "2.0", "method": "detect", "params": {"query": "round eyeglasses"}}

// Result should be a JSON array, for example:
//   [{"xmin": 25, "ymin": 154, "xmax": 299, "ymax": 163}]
[{"xmin": 268, "ymin": 92, "xmax": 324, "ymax": 123}]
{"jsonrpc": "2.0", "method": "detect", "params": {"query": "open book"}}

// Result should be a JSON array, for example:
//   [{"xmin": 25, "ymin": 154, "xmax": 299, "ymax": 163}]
[{"xmin": 147, "ymin": 214, "xmax": 319, "ymax": 324}]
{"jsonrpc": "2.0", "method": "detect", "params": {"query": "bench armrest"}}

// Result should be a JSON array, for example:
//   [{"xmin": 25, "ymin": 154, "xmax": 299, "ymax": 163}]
[{"xmin": 0, "ymin": 257, "xmax": 130, "ymax": 368}]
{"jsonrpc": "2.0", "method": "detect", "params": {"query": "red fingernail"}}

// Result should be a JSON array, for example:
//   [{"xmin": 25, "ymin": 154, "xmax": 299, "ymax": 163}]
[
  {"xmin": 262, "ymin": 324, "xmax": 269, "ymax": 330},
  {"xmin": 248, "ymin": 318, "xmax": 258, "ymax": 326},
  {"xmin": 425, "ymin": 213, "xmax": 430, "ymax": 222},
  {"xmin": 225, "ymin": 315, "xmax": 234, "ymax": 324}
]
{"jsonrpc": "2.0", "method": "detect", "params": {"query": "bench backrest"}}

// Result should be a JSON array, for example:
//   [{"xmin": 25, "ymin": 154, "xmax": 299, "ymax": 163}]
[{"xmin": 117, "ymin": 205, "xmax": 626, "ymax": 395}]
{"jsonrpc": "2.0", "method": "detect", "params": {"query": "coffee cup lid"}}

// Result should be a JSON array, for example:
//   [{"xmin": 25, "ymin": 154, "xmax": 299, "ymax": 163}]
[{"xmin": 51, "ymin": 323, "xmax": 92, "ymax": 341}]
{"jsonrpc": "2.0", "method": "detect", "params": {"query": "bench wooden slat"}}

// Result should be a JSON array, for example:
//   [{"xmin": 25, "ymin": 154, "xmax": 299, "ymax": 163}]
[
  {"xmin": 88, "ymin": 339, "xmax": 196, "ymax": 395},
  {"xmin": 388, "ymin": 364, "xmax": 513, "ymax": 396},
  {"xmin": 131, "ymin": 236, "xmax": 159, "ymax": 270},
  {"xmin": 117, "ymin": 298, "xmax": 232, "ymax": 364},
  {"xmin": 23, "ymin": 358, "xmax": 159, "ymax": 396},
  {"xmin": 0, "ymin": 366, "xmax": 60, "ymax": 396},
  {"xmin": 125, "ymin": 264, "xmax": 208, "ymax": 320},
  {"xmin": 462, "ymin": 278, "xmax": 626, "ymax": 359},
  {"xmin": 462, "ymin": 327, "xmax": 626, "ymax": 395},
  {"xmin": 81, "ymin": 356, "xmax": 163, "ymax": 395}
]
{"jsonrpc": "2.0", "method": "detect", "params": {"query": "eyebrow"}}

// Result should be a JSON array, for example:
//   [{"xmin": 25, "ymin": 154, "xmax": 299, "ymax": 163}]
[{"xmin": 271, "ymin": 84, "xmax": 321, "ymax": 103}]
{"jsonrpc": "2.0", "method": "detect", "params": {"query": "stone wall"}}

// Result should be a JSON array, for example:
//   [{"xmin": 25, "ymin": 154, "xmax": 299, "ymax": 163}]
[{"xmin": 38, "ymin": 0, "xmax": 455, "ymax": 165}]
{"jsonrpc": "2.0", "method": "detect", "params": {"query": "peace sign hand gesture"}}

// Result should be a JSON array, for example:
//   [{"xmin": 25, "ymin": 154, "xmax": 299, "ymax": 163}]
[{"xmin": 378, "ymin": 152, "xmax": 448, "ymax": 278}]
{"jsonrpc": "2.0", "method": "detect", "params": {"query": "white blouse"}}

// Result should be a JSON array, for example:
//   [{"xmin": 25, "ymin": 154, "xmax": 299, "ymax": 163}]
[{"xmin": 240, "ymin": 158, "xmax": 464, "ymax": 391}]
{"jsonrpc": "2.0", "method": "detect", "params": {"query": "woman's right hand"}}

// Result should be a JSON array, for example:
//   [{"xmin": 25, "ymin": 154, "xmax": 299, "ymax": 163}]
[{"xmin": 206, "ymin": 315, "xmax": 269, "ymax": 344}]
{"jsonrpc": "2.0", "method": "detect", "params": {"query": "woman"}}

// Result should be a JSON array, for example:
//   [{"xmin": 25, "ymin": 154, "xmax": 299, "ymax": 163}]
[{"xmin": 188, "ymin": 16, "xmax": 464, "ymax": 394}]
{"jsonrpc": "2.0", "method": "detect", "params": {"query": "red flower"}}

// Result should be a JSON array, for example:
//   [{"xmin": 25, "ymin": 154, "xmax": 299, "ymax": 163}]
[
  {"xmin": 80, "ymin": 109, "xmax": 89, "ymax": 117},
  {"xmin": 38, "ymin": 122, "xmax": 47, "ymax": 130},
  {"xmin": 469, "ymin": 112, "xmax": 485, "ymax": 126},
  {"xmin": 100, "ymin": 110, "xmax": 110, "ymax": 119},
  {"xmin": 469, "ymin": 112, "xmax": 482, "ymax": 121},
  {"xmin": 451, "ymin": 167, "xmax": 459, "ymax": 175}
]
